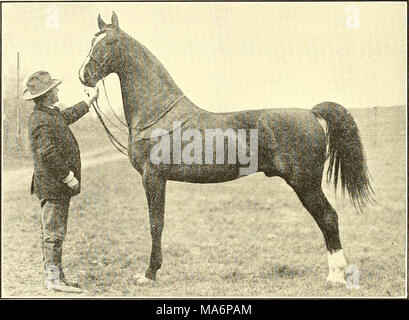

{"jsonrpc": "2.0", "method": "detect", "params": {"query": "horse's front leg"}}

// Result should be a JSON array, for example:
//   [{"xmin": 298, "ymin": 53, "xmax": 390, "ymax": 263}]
[{"xmin": 134, "ymin": 168, "xmax": 166, "ymax": 285}]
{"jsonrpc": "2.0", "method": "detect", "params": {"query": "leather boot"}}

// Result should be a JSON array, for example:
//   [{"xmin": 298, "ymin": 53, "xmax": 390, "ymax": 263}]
[
  {"xmin": 43, "ymin": 240, "xmax": 82, "ymax": 294},
  {"xmin": 57, "ymin": 245, "xmax": 80, "ymax": 288}
]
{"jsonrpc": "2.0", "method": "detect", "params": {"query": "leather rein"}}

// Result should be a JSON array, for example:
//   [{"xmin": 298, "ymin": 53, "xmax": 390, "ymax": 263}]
[
  {"xmin": 88, "ymin": 79, "xmax": 184, "ymax": 156},
  {"xmin": 91, "ymin": 84, "xmax": 128, "ymax": 156}
]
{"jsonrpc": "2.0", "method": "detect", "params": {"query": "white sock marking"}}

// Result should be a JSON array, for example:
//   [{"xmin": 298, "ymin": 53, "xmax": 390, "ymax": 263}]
[{"xmin": 327, "ymin": 249, "xmax": 347, "ymax": 272}]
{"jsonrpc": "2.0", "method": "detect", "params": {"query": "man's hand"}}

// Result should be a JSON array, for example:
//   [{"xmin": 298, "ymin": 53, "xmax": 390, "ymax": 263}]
[
  {"xmin": 63, "ymin": 171, "xmax": 80, "ymax": 192},
  {"xmin": 84, "ymin": 87, "xmax": 99, "ymax": 105}
]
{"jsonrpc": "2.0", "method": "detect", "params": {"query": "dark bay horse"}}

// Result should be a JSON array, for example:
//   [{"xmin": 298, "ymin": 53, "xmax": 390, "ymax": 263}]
[{"xmin": 79, "ymin": 13, "xmax": 373, "ymax": 287}]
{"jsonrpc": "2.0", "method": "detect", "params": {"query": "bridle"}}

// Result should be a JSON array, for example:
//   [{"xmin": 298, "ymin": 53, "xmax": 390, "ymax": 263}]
[
  {"xmin": 80, "ymin": 31, "xmax": 130, "ymax": 155},
  {"xmin": 83, "ymin": 33, "xmax": 184, "ymax": 156}
]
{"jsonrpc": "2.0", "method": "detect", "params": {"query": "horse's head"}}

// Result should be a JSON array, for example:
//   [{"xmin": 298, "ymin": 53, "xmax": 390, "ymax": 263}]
[{"xmin": 79, "ymin": 12, "xmax": 122, "ymax": 87}]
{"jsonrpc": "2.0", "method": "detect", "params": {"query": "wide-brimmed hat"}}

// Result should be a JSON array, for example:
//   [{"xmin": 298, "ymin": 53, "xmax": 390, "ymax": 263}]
[{"xmin": 22, "ymin": 70, "xmax": 62, "ymax": 100}]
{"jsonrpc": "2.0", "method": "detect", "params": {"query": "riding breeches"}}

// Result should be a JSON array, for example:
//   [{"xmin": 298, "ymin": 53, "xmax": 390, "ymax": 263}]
[{"xmin": 40, "ymin": 198, "xmax": 70, "ymax": 242}]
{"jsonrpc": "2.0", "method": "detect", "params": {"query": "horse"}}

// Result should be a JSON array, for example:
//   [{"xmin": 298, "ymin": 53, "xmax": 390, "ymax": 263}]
[{"xmin": 79, "ymin": 12, "xmax": 373, "ymax": 287}]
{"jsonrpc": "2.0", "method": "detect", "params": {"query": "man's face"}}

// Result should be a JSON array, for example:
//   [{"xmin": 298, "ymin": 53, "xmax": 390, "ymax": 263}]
[{"xmin": 49, "ymin": 87, "xmax": 59, "ymax": 104}]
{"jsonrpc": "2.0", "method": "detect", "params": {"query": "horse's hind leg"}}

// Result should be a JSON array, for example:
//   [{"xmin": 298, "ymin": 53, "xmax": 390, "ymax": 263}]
[
  {"xmin": 292, "ymin": 183, "xmax": 347, "ymax": 286},
  {"xmin": 134, "ymin": 169, "xmax": 166, "ymax": 285}
]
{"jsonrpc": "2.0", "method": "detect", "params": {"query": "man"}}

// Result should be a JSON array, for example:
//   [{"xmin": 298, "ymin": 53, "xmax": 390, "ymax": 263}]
[{"xmin": 23, "ymin": 70, "xmax": 99, "ymax": 293}]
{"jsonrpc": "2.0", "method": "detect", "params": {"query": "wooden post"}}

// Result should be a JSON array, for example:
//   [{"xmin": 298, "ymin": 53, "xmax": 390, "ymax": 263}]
[
  {"xmin": 374, "ymin": 106, "xmax": 378, "ymax": 147},
  {"xmin": 16, "ymin": 52, "xmax": 20, "ymax": 139}
]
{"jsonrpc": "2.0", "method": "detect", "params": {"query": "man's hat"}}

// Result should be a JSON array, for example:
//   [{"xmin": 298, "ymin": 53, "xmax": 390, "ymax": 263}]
[{"xmin": 22, "ymin": 70, "xmax": 62, "ymax": 100}]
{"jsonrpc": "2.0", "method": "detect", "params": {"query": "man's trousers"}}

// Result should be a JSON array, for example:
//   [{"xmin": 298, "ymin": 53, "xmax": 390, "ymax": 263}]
[{"xmin": 39, "ymin": 198, "xmax": 70, "ymax": 279}]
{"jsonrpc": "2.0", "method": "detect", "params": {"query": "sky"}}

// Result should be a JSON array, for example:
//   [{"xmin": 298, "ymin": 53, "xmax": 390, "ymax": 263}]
[{"xmin": 2, "ymin": 2, "xmax": 407, "ymax": 114}]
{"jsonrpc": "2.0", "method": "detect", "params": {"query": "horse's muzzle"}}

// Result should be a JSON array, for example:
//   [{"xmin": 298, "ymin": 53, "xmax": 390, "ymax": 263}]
[{"xmin": 79, "ymin": 68, "xmax": 91, "ymax": 87}]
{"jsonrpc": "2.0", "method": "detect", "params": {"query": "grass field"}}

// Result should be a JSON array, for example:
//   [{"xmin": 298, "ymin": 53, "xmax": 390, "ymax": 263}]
[{"xmin": 2, "ymin": 106, "xmax": 406, "ymax": 297}]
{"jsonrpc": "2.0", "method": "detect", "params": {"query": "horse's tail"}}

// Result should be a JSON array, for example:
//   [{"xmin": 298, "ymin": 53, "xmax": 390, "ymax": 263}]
[{"xmin": 312, "ymin": 102, "xmax": 374, "ymax": 211}]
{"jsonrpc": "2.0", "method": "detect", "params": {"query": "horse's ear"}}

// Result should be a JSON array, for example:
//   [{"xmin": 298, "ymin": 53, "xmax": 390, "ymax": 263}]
[
  {"xmin": 111, "ymin": 12, "xmax": 119, "ymax": 28},
  {"xmin": 98, "ymin": 14, "xmax": 107, "ymax": 30}
]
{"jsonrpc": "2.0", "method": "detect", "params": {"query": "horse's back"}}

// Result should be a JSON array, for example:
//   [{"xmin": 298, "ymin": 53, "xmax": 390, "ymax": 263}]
[
  {"xmin": 190, "ymin": 107, "xmax": 326, "ymax": 156},
  {"xmin": 193, "ymin": 107, "xmax": 327, "ymax": 182},
  {"xmin": 130, "ymin": 106, "xmax": 327, "ymax": 185}
]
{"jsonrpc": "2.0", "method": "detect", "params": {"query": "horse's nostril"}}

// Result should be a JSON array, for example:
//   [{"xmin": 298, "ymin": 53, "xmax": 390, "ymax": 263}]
[
  {"xmin": 80, "ymin": 68, "xmax": 90, "ymax": 85},
  {"xmin": 79, "ymin": 68, "xmax": 85, "ymax": 83}
]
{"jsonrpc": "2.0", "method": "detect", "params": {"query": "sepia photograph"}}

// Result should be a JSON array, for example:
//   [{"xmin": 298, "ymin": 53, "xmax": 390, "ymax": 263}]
[{"xmin": 1, "ymin": 1, "xmax": 407, "ymax": 299}]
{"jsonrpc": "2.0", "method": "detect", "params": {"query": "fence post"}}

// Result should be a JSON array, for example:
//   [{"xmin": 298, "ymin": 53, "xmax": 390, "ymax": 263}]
[
  {"xmin": 16, "ymin": 52, "xmax": 20, "ymax": 141},
  {"xmin": 373, "ymin": 106, "xmax": 378, "ymax": 147}
]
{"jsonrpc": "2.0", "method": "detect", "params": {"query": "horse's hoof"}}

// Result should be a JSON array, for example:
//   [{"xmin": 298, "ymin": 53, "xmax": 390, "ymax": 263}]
[
  {"xmin": 327, "ymin": 280, "xmax": 347, "ymax": 288},
  {"xmin": 133, "ymin": 273, "xmax": 154, "ymax": 286},
  {"xmin": 326, "ymin": 273, "xmax": 346, "ymax": 288}
]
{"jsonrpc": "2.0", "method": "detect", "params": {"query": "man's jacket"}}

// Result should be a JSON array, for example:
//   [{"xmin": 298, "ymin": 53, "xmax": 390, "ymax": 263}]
[{"xmin": 28, "ymin": 101, "xmax": 89, "ymax": 199}]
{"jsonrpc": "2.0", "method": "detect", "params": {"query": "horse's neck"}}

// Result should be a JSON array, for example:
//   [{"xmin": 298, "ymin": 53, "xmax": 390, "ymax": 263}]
[{"xmin": 117, "ymin": 39, "xmax": 183, "ymax": 131}]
